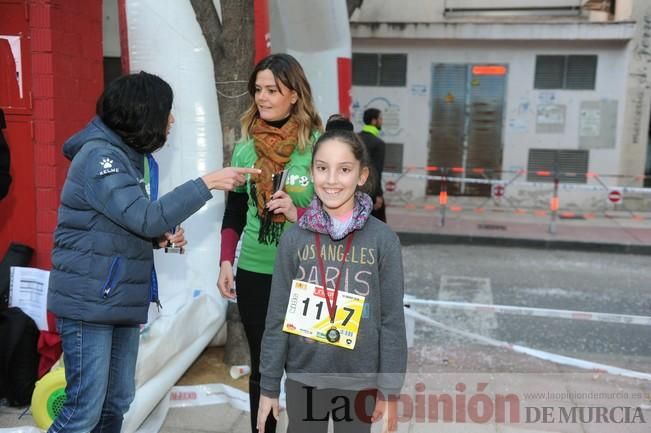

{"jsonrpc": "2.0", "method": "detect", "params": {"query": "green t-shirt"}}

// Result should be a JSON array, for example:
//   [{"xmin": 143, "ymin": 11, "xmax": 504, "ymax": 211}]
[{"xmin": 231, "ymin": 136, "xmax": 315, "ymax": 274}]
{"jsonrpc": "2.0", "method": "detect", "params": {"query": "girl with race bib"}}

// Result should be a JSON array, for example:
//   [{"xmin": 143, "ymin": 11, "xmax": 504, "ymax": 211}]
[{"xmin": 257, "ymin": 128, "xmax": 407, "ymax": 433}]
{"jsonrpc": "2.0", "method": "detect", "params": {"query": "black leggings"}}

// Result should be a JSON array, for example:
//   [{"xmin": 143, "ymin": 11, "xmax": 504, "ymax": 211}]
[{"xmin": 236, "ymin": 268, "xmax": 276, "ymax": 433}]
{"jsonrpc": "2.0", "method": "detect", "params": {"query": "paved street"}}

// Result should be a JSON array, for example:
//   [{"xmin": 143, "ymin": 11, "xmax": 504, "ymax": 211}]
[{"xmin": 403, "ymin": 244, "xmax": 651, "ymax": 373}]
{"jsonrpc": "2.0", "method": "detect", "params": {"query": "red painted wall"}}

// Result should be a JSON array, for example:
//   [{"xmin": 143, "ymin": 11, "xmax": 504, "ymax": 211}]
[
  {"xmin": 0, "ymin": 0, "xmax": 103, "ymax": 269},
  {"xmin": 337, "ymin": 57, "xmax": 352, "ymax": 118},
  {"xmin": 254, "ymin": 0, "xmax": 270, "ymax": 63}
]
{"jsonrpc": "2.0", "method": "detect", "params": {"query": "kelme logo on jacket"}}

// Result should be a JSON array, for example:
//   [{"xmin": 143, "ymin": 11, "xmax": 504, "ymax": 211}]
[{"xmin": 98, "ymin": 157, "xmax": 120, "ymax": 176}]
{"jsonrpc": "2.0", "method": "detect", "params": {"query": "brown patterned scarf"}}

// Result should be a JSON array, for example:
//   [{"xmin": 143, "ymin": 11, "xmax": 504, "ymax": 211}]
[{"xmin": 250, "ymin": 117, "xmax": 299, "ymax": 245}]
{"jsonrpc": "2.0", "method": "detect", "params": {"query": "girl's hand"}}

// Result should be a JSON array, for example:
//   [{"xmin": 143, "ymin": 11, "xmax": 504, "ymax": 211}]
[
  {"xmin": 256, "ymin": 395, "xmax": 279, "ymax": 433},
  {"xmin": 267, "ymin": 190, "xmax": 297, "ymax": 222},
  {"xmin": 157, "ymin": 227, "xmax": 187, "ymax": 248},
  {"xmin": 372, "ymin": 397, "xmax": 398, "ymax": 432},
  {"xmin": 217, "ymin": 261, "xmax": 236, "ymax": 299}
]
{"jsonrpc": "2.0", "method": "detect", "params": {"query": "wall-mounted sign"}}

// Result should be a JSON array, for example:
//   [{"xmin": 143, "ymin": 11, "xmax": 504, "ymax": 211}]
[
  {"xmin": 472, "ymin": 65, "xmax": 507, "ymax": 76},
  {"xmin": 578, "ymin": 100, "xmax": 617, "ymax": 149},
  {"xmin": 410, "ymin": 84, "xmax": 427, "ymax": 96},
  {"xmin": 536, "ymin": 104, "xmax": 566, "ymax": 134},
  {"xmin": 579, "ymin": 109, "xmax": 601, "ymax": 137}
]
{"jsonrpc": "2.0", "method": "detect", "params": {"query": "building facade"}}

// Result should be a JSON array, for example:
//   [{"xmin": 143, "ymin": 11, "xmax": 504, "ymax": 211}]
[{"xmin": 351, "ymin": 0, "xmax": 651, "ymax": 209}]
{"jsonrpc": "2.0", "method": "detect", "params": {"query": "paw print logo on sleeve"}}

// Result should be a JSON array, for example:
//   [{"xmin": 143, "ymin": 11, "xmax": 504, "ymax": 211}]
[
  {"xmin": 97, "ymin": 157, "xmax": 120, "ymax": 176},
  {"xmin": 298, "ymin": 176, "xmax": 309, "ymax": 187},
  {"xmin": 100, "ymin": 158, "xmax": 113, "ymax": 169}
]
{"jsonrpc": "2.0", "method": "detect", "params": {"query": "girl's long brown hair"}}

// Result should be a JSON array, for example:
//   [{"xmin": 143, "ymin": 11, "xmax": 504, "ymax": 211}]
[{"xmin": 240, "ymin": 53, "xmax": 323, "ymax": 151}]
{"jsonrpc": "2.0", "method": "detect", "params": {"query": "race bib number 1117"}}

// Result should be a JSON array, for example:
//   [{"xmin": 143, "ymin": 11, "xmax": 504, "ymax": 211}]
[{"xmin": 282, "ymin": 279, "xmax": 365, "ymax": 350}]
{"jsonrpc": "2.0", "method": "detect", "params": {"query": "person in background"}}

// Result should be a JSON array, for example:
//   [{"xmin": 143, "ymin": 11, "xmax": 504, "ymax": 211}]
[
  {"xmin": 358, "ymin": 108, "xmax": 387, "ymax": 222},
  {"xmin": 0, "ymin": 108, "xmax": 11, "ymax": 200},
  {"xmin": 47, "ymin": 71, "xmax": 258, "ymax": 433},
  {"xmin": 325, "ymin": 113, "xmax": 354, "ymax": 132},
  {"xmin": 257, "ymin": 129, "xmax": 406, "ymax": 433},
  {"xmin": 217, "ymin": 53, "xmax": 322, "ymax": 433}
]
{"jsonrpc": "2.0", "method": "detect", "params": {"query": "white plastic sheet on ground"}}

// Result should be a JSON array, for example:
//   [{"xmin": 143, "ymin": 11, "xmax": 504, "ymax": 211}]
[
  {"xmin": 131, "ymin": 385, "xmax": 249, "ymax": 433},
  {"xmin": 133, "ymin": 383, "xmax": 289, "ymax": 433},
  {"xmin": 133, "ymin": 384, "xmax": 251, "ymax": 433}
]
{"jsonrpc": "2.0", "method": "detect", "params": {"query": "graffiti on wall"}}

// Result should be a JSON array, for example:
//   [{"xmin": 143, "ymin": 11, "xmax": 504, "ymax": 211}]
[
  {"xmin": 630, "ymin": 14, "xmax": 651, "ymax": 145},
  {"xmin": 631, "ymin": 91, "xmax": 646, "ymax": 145},
  {"xmin": 507, "ymin": 98, "xmax": 530, "ymax": 133},
  {"xmin": 351, "ymin": 96, "xmax": 404, "ymax": 137}
]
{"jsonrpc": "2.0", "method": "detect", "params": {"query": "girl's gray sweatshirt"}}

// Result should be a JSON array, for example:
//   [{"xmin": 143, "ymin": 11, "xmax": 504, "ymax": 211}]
[{"xmin": 259, "ymin": 215, "xmax": 407, "ymax": 398}]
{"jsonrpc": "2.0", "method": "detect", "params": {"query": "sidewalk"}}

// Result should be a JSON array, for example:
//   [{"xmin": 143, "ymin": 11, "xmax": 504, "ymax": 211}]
[{"xmin": 385, "ymin": 197, "xmax": 651, "ymax": 254}]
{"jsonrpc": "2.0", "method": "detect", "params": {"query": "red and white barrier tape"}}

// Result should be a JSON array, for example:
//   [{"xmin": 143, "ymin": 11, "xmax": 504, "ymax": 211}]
[
  {"xmin": 387, "ymin": 172, "xmax": 651, "ymax": 194},
  {"xmin": 401, "ymin": 166, "xmax": 649, "ymax": 181},
  {"xmin": 404, "ymin": 296, "xmax": 651, "ymax": 326},
  {"xmin": 404, "ymin": 308, "xmax": 651, "ymax": 382}
]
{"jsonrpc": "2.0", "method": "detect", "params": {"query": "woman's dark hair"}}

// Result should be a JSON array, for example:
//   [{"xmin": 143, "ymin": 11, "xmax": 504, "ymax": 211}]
[
  {"xmin": 325, "ymin": 114, "xmax": 354, "ymax": 132},
  {"xmin": 311, "ymin": 129, "xmax": 376, "ymax": 195},
  {"xmin": 97, "ymin": 71, "xmax": 173, "ymax": 154}
]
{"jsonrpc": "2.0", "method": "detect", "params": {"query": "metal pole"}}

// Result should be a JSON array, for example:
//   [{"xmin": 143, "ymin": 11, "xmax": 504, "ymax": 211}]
[
  {"xmin": 549, "ymin": 176, "xmax": 559, "ymax": 234},
  {"xmin": 439, "ymin": 168, "xmax": 448, "ymax": 227}
]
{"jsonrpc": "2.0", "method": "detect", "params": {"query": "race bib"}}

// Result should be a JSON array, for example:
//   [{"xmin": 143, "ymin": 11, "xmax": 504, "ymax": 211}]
[{"xmin": 283, "ymin": 279, "xmax": 365, "ymax": 350}]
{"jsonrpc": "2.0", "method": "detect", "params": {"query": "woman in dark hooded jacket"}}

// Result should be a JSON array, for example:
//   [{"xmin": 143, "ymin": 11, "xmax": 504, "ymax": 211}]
[{"xmin": 47, "ymin": 71, "xmax": 258, "ymax": 433}]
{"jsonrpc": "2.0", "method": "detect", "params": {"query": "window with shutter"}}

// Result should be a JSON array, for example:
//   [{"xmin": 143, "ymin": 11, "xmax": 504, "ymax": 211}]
[
  {"xmin": 352, "ymin": 53, "xmax": 379, "ymax": 86},
  {"xmin": 534, "ymin": 55, "xmax": 597, "ymax": 90},
  {"xmin": 566, "ymin": 55, "xmax": 597, "ymax": 90},
  {"xmin": 527, "ymin": 149, "xmax": 589, "ymax": 183},
  {"xmin": 534, "ymin": 56, "xmax": 565, "ymax": 89},
  {"xmin": 380, "ymin": 54, "xmax": 407, "ymax": 87},
  {"xmin": 353, "ymin": 53, "xmax": 407, "ymax": 87},
  {"xmin": 445, "ymin": 0, "xmax": 585, "ymax": 15}
]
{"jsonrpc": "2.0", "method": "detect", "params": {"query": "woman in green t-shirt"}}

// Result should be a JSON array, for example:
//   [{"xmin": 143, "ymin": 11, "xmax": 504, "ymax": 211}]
[{"xmin": 217, "ymin": 53, "xmax": 322, "ymax": 433}]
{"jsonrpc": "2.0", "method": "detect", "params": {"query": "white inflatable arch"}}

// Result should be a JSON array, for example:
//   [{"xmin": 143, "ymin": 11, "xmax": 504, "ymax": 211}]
[{"xmin": 121, "ymin": 1, "xmax": 226, "ymax": 431}]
